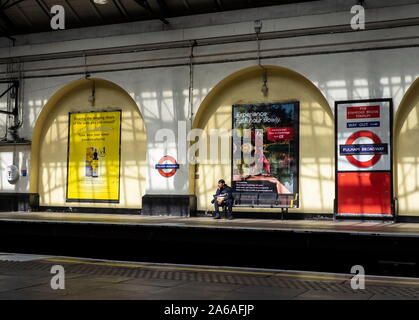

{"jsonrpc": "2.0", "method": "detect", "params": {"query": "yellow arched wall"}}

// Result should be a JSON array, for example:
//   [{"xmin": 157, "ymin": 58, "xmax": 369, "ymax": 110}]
[
  {"xmin": 30, "ymin": 78, "xmax": 147, "ymax": 208},
  {"xmin": 395, "ymin": 77, "xmax": 419, "ymax": 216},
  {"xmin": 191, "ymin": 65, "xmax": 334, "ymax": 214}
]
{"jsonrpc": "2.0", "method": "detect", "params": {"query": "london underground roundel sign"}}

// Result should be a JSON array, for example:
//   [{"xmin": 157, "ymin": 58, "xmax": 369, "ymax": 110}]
[
  {"xmin": 336, "ymin": 101, "xmax": 391, "ymax": 172},
  {"xmin": 155, "ymin": 155, "xmax": 179, "ymax": 177},
  {"xmin": 344, "ymin": 130, "xmax": 382, "ymax": 168}
]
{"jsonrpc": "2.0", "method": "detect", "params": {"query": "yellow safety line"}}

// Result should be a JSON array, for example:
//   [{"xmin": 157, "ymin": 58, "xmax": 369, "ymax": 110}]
[
  {"xmin": 43, "ymin": 258, "xmax": 419, "ymax": 286},
  {"xmin": 44, "ymin": 258, "xmax": 277, "ymax": 276}
]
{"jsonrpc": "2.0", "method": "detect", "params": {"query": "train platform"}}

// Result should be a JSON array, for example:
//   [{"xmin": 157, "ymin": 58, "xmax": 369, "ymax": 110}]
[
  {"xmin": 0, "ymin": 211, "xmax": 416, "ymax": 236},
  {"xmin": 1, "ymin": 211, "xmax": 419, "ymax": 278},
  {"xmin": 1, "ymin": 252, "xmax": 419, "ymax": 300}
]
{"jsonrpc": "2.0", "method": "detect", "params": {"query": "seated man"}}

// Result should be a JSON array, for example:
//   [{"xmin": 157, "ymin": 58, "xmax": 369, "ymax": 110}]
[{"xmin": 211, "ymin": 179, "xmax": 234, "ymax": 220}]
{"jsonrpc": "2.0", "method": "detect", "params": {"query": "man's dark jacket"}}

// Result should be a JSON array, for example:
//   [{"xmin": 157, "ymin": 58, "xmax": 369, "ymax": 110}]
[{"xmin": 213, "ymin": 185, "xmax": 233, "ymax": 201}]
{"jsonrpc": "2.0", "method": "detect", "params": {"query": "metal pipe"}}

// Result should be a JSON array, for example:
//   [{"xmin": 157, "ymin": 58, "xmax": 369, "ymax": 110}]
[
  {"xmin": 2, "ymin": 16, "xmax": 419, "ymax": 65},
  {"xmin": 0, "ymin": 83, "xmax": 14, "ymax": 99},
  {"xmin": 2, "ymin": 33, "xmax": 419, "ymax": 77},
  {"xmin": 2, "ymin": 40, "xmax": 419, "ymax": 80},
  {"xmin": 0, "ymin": 110, "xmax": 14, "ymax": 115},
  {"xmin": 188, "ymin": 41, "xmax": 196, "ymax": 121}
]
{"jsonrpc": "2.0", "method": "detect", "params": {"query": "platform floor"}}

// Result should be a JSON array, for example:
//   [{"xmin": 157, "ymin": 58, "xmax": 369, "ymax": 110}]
[
  {"xmin": 0, "ymin": 252, "xmax": 419, "ymax": 300},
  {"xmin": 0, "ymin": 211, "xmax": 418, "ymax": 236}
]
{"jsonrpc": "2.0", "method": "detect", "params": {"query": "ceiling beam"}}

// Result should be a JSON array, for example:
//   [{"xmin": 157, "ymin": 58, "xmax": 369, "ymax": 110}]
[
  {"xmin": 14, "ymin": 2, "xmax": 33, "ymax": 28},
  {"xmin": 89, "ymin": 0, "xmax": 106, "ymax": 23},
  {"xmin": 115, "ymin": 0, "xmax": 130, "ymax": 18},
  {"xmin": 64, "ymin": 0, "xmax": 85, "ymax": 26},
  {"xmin": 3, "ymin": 0, "xmax": 26, "ymax": 10},
  {"xmin": 133, "ymin": 0, "xmax": 152, "ymax": 18},
  {"xmin": 133, "ymin": 0, "xmax": 169, "ymax": 24},
  {"xmin": 155, "ymin": 0, "xmax": 169, "ymax": 16},
  {"xmin": 214, "ymin": 0, "xmax": 223, "ymax": 11},
  {"xmin": 0, "ymin": 8, "xmax": 14, "ymax": 31},
  {"xmin": 35, "ymin": 0, "xmax": 51, "ymax": 20},
  {"xmin": 112, "ymin": 0, "xmax": 128, "ymax": 19},
  {"xmin": 0, "ymin": 0, "xmax": 10, "ymax": 9},
  {"xmin": 182, "ymin": 0, "xmax": 191, "ymax": 11}
]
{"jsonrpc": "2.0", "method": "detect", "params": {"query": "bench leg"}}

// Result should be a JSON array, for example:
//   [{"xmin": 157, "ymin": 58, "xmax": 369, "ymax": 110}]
[{"xmin": 280, "ymin": 208, "xmax": 288, "ymax": 220}]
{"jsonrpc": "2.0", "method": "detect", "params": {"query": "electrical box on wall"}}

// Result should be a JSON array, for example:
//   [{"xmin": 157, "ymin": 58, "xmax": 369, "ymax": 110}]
[{"xmin": 6, "ymin": 165, "xmax": 19, "ymax": 184}]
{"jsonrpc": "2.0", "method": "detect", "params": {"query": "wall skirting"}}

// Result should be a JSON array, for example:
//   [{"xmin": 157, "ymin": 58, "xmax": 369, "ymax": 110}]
[
  {"xmin": 394, "ymin": 216, "xmax": 419, "ymax": 223},
  {"xmin": 142, "ymin": 194, "xmax": 197, "ymax": 217},
  {"xmin": 196, "ymin": 210, "xmax": 333, "ymax": 220},
  {"xmin": 0, "ymin": 193, "xmax": 38, "ymax": 212},
  {"xmin": 38, "ymin": 206, "xmax": 140, "ymax": 214}
]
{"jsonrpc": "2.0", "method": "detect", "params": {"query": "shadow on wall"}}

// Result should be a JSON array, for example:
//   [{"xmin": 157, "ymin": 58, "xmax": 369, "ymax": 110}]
[
  {"xmin": 21, "ymin": 61, "xmax": 419, "ymax": 214},
  {"xmin": 395, "ymin": 77, "xmax": 419, "ymax": 216},
  {"xmin": 30, "ymin": 78, "xmax": 147, "ymax": 209},
  {"xmin": 129, "ymin": 68, "xmax": 190, "ymax": 194},
  {"xmin": 191, "ymin": 65, "xmax": 335, "ymax": 214}
]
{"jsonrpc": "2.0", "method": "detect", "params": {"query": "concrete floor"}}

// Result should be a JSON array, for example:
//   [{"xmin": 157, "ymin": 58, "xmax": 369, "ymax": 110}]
[{"xmin": 0, "ymin": 253, "xmax": 419, "ymax": 300}]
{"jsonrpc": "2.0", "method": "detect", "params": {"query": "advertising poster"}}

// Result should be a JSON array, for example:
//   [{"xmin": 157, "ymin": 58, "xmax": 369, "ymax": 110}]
[
  {"xmin": 66, "ymin": 110, "xmax": 121, "ymax": 203},
  {"xmin": 335, "ymin": 99, "xmax": 393, "ymax": 217},
  {"xmin": 232, "ymin": 102, "xmax": 299, "ymax": 205}
]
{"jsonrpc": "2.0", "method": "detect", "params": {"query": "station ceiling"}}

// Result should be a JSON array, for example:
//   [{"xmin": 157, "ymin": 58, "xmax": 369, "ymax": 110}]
[{"xmin": 1, "ymin": 0, "xmax": 319, "ymax": 38}]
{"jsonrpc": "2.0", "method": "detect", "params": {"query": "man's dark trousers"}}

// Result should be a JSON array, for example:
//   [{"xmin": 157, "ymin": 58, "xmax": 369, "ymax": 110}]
[{"xmin": 214, "ymin": 198, "xmax": 233, "ymax": 218}]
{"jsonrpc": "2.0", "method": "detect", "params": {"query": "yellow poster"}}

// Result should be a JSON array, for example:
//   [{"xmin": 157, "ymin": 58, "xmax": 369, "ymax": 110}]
[{"xmin": 66, "ymin": 110, "xmax": 121, "ymax": 202}]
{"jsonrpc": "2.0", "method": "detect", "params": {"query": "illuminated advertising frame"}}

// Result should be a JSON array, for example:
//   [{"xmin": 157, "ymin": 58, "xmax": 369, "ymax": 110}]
[
  {"xmin": 66, "ymin": 110, "xmax": 122, "ymax": 203},
  {"xmin": 231, "ymin": 102, "xmax": 299, "ymax": 206}
]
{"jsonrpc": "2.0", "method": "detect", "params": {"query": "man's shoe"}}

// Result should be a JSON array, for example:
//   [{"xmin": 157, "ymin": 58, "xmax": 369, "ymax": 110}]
[
  {"xmin": 227, "ymin": 214, "xmax": 233, "ymax": 220},
  {"xmin": 213, "ymin": 213, "xmax": 221, "ymax": 219}
]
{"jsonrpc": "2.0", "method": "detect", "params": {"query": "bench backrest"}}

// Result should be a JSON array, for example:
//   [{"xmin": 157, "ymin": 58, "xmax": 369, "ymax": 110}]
[{"xmin": 232, "ymin": 193, "xmax": 298, "ymax": 208}]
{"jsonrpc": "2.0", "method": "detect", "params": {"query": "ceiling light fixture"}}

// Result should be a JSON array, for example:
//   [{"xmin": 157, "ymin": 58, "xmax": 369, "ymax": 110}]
[{"xmin": 93, "ymin": 0, "xmax": 108, "ymax": 4}]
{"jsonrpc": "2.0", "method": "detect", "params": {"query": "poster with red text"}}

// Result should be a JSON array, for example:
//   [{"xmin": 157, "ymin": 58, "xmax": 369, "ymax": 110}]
[{"xmin": 232, "ymin": 102, "xmax": 299, "ymax": 206}]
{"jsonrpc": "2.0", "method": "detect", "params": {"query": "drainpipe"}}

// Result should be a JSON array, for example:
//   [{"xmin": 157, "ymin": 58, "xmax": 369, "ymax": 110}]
[
  {"xmin": 255, "ymin": 20, "xmax": 268, "ymax": 96},
  {"xmin": 188, "ymin": 40, "xmax": 196, "ymax": 122}
]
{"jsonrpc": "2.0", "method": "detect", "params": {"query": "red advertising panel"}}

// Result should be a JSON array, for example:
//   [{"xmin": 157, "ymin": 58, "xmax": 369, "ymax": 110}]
[{"xmin": 337, "ymin": 172, "xmax": 392, "ymax": 215}]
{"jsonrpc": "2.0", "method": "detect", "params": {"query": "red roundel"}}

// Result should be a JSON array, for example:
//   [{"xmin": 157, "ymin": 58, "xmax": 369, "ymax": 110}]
[
  {"xmin": 345, "ymin": 130, "xmax": 382, "ymax": 168},
  {"xmin": 158, "ymin": 155, "xmax": 178, "ymax": 177}
]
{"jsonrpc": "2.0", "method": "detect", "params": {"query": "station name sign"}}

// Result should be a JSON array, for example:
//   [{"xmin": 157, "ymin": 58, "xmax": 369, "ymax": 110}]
[
  {"xmin": 340, "ymin": 144, "xmax": 388, "ymax": 155},
  {"xmin": 335, "ymin": 99, "xmax": 393, "ymax": 217},
  {"xmin": 337, "ymin": 102, "xmax": 391, "ymax": 171}
]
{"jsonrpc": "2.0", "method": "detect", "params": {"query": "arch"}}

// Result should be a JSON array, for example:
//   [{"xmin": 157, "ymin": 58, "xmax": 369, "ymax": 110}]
[
  {"xmin": 190, "ymin": 65, "xmax": 334, "ymax": 214},
  {"xmin": 30, "ymin": 78, "xmax": 147, "ymax": 209},
  {"xmin": 394, "ymin": 77, "xmax": 419, "ymax": 216}
]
